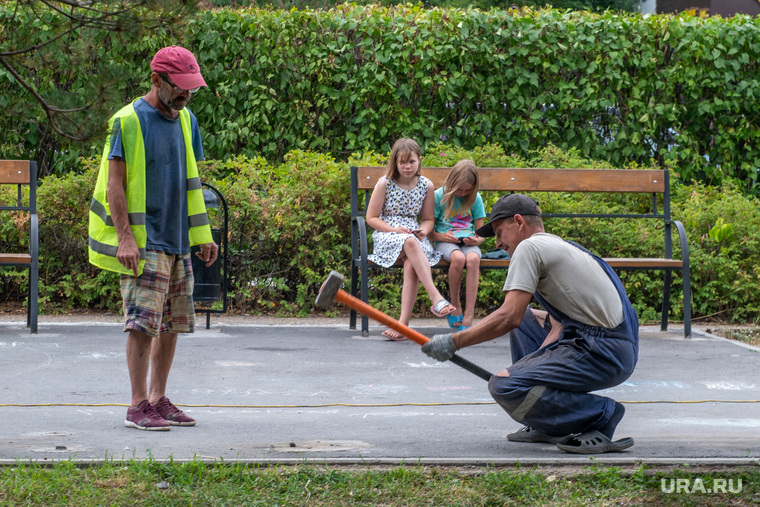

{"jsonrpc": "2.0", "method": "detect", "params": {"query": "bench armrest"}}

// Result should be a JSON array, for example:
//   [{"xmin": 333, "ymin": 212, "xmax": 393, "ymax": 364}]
[
  {"xmin": 352, "ymin": 215, "xmax": 369, "ymax": 262},
  {"xmin": 670, "ymin": 219, "xmax": 689, "ymax": 264},
  {"xmin": 669, "ymin": 219, "xmax": 691, "ymax": 338},
  {"xmin": 29, "ymin": 212, "xmax": 39, "ymax": 260}
]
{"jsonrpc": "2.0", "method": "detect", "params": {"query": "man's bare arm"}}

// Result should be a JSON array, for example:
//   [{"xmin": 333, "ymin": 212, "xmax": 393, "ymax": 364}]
[{"xmin": 107, "ymin": 157, "xmax": 140, "ymax": 276}]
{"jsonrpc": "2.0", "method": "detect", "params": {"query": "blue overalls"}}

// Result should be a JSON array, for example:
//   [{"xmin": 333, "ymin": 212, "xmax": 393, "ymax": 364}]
[{"xmin": 488, "ymin": 241, "xmax": 639, "ymax": 436}]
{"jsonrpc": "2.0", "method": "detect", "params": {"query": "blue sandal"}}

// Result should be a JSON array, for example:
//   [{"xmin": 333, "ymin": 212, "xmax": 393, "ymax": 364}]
[{"xmin": 446, "ymin": 314, "xmax": 463, "ymax": 329}]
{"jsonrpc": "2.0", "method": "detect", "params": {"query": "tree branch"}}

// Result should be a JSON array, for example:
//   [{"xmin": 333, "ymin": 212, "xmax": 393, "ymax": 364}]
[{"xmin": 0, "ymin": 54, "xmax": 92, "ymax": 141}]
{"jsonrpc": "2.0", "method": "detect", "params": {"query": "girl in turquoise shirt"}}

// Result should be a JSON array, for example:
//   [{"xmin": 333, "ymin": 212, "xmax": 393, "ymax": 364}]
[{"xmin": 429, "ymin": 160, "xmax": 486, "ymax": 329}]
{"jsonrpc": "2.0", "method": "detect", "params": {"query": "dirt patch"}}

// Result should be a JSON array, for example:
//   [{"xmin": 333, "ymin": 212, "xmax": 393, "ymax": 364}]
[
  {"xmin": 0, "ymin": 301, "xmax": 27, "ymax": 315},
  {"xmin": 707, "ymin": 326, "xmax": 760, "ymax": 347}
]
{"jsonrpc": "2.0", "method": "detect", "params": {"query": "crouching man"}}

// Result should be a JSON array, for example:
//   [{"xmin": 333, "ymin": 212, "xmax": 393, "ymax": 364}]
[{"xmin": 422, "ymin": 193, "xmax": 638, "ymax": 454}]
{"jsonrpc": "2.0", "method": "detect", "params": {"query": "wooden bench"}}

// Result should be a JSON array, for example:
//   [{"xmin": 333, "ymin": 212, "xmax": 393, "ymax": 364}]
[
  {"xmin": 349, "ymin": 166, "xmax": 691, "ymax": 338},
  {"xmin": 0, "ymin": 160, "xmax": 39, "ymax": 333}
]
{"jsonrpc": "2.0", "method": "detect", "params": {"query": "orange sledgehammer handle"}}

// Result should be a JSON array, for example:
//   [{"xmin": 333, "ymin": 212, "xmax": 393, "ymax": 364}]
[
  {"xmin": 334, "ymin": 289, "xmax": 493, "ymax": 381},
  {"xmin": 335, "ymin": 289, "xmax": 430, "ymax": 346}
]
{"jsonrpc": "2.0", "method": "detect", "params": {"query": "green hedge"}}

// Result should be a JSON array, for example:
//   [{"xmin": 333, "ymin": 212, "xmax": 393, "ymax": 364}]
[
  {"xmin": 2, "ymin": 143, "xmax": 760, "ymax": 324},
  {"xmin": 2, "ymin": 6, "xmax": 759, "ymax": 192},
  {"xmin": 212, "ymin": 1, "xmax": 639, "ymax": 13}
]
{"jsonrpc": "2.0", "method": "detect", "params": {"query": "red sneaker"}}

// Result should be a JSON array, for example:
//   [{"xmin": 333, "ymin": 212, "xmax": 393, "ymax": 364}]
[
  {"xmin": 124, "ymin": 400, "xmax": 170, "ymax": 431},
  {"xmin": 154, "ymin": 396, "xmax": 196, "ymax": 426}
]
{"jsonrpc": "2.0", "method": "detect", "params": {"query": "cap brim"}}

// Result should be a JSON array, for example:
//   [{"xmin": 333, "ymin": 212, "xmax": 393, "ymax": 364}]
[
  {"xmin": 476, "ymin": 222, "xmax": 495, "ymax": 238},
  {"xmin": 169, "ymin": 73, "xmax": 207, "ymax": 90}
]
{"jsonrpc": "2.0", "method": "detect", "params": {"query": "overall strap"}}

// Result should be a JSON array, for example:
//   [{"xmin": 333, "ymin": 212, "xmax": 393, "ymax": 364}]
[{"xmin": 533, "ymin": 240, "xmax": 638, "ymax": 340}]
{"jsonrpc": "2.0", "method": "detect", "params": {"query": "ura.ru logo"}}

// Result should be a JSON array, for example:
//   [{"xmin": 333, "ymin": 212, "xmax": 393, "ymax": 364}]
[{"xmin": 661, "ymin": 478, "xmax": 742, "ymax": 494}]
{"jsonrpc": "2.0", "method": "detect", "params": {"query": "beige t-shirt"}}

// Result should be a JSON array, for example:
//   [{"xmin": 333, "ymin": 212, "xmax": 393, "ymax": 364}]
[{"xmin": 503, "ymin": 233, "xmax": 624, "ymax": 329}]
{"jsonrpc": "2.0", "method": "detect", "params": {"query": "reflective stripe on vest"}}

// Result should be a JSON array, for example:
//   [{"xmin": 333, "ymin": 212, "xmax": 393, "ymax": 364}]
[
  {"xmin": 180, "ymin": 110, "xmax": 212, "ymax": 247},
  {"xmin": 88, "ymin": 101, "xmax": 212, "ymax": 276}
]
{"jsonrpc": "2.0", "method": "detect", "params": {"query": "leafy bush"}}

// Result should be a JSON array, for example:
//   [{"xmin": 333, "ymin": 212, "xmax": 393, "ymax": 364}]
[
  {"xmin": 204, "ymin": 151, "xmax": 354, "ymax": 315},
  {"xmin": 35, "ymin": 163, "xmax": 123, "ymax": 311},
  {"xmin": 212, "ymin": 1, "xmax": 638, "ymax": 13},
  {"xmin": 674, "ymin": 181, "xmax": 760, "ymax": 322},
  {"xmin": 2, "ymin": 5, "xmax": 759, "ymax": 193},
  {"xmin": 0, "ymin": 160, "xmax": 123, "ymax": 312},
  {"xmin": 4, "ymin": 143, "xmax": 760, "ymax": 325},
  {"xmin": 187, "ymin": 6, "xmax": 760, "ymax": 192}
]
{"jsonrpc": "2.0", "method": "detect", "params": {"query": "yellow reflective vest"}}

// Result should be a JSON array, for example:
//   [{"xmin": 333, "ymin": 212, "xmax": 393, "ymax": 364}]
[{"xmin": 88, "ymin": 100, "xmax": 213, "ymax": 276}]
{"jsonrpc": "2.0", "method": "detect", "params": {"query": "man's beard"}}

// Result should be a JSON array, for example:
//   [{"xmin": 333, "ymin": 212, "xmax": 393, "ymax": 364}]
[{"xmin": 157, "ymin": 87, "xmax": 189, "ymax": 111}]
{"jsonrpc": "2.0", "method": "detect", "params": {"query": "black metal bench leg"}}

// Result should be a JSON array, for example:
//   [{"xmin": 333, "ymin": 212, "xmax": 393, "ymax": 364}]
[
  {"xmin": 29, "ymin": 260, "xmax": 38, "ymax": 334},
  {"xmin": 660, "ymin": 270, "xmax": 672, "ymax": 333},
  {"xmin": 682, "ymin": 264, "xmax": 692, "ymax": 339},
  {"xmin": 349, "ymin": 263, "xmax": 357, "ymax": 330},
  {"xmin": 360, "ymin": 261, "xmax": 369, "ymax": 337}
]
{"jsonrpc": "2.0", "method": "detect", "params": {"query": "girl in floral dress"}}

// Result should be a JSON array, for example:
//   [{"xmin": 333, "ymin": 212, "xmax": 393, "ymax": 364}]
[{"xmin": 366, "ymin": 138, "xmax": 455, "ymax": 340}]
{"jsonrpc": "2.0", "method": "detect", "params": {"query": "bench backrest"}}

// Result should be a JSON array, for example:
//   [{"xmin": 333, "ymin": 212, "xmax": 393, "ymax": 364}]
[
  {"xmin": 351, "ymin": 166, "xmax": 671, "ymax": 221},
  {"xmin": 0, "ymin": 160, "xmax": 37, "ymax": 213}
]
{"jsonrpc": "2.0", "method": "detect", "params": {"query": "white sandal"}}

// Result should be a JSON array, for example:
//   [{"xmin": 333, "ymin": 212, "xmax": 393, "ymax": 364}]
[{"xmin": 430, "ymin": 299, "xmax": 454, "ymax": 318}]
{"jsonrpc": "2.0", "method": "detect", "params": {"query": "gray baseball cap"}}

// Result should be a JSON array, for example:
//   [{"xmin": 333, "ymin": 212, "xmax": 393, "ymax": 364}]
[{"xmin": 475, "ymin": 193, "xmax": 540, "ymax": 237}]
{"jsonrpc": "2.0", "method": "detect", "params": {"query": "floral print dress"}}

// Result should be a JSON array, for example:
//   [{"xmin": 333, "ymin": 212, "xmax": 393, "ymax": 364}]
[{"xmin": 368, "ymin": 176, "xmax": 442, "ymax": 268}]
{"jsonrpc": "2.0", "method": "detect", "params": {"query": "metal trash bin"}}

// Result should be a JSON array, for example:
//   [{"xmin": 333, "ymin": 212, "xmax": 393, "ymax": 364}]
[{"xmin": 190, "ymin": 183, "xmax": 228, "ymax": 329}]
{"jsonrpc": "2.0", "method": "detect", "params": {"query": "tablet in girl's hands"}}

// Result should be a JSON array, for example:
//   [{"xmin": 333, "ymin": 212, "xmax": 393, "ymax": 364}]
[{"xmin": 458, "ymin": 233, "xmax": 474, "ymax": 244}]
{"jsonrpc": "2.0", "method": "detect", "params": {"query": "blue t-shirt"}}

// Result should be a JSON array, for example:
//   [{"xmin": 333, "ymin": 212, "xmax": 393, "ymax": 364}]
[
  {"xmin": 108, "ymin": 98, "xmax": 204, "ymax": 254},
  {"xmin": 433, "ymin": 187, "xmax": 486, "ymax": 239}
]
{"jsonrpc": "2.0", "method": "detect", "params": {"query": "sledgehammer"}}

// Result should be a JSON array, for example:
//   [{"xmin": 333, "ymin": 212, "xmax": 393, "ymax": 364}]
[{"xmin": 315, "ymin": 271, "xmax": 493, "ymax": 381}]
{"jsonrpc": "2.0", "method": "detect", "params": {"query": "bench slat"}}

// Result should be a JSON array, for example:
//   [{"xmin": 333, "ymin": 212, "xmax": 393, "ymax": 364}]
[
  {"xmin": 355, "ymin": 167, "xmax": 667, "ymax": 193},
  {"xmin": 603, "ymin": 258, "xmax": 683, "ymax": 268},
  {"xmin": 0, "ymin": 253, "xmax": 32, "ymax": 264},
  {"xmin": 0, "ymin": 160, "xmax": 31, "ymax": 184},
  {"xmin": 360, "ymin": 257, "xmax": 682, "ymax": 270}
]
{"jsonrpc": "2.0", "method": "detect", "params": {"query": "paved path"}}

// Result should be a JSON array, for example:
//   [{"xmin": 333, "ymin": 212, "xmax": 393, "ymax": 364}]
[{"xmin": 1, "ymin": 318, "xmax": 759, "ymax": 465}]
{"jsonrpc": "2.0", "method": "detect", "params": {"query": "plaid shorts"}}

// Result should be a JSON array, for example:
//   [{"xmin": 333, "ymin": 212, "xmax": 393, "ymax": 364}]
[{"xmin": 120, "ymin": 250, "xmax": 195, "ymax": 337}]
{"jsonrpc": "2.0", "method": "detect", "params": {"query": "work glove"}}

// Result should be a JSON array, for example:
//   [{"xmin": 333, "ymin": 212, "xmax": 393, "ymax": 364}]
[{"xmin": 422, "ymin": 333, "xmax": 457, "ymax": 362}]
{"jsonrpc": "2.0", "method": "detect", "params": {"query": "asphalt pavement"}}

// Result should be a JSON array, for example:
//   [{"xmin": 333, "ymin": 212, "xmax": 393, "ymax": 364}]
[{"xmin": 1, "ymin": 316, "xmax": 759, "ymax": 466}]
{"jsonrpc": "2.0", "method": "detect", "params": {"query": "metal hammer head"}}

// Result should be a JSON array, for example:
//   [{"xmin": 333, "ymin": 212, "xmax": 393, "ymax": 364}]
[{"xmin": 315, "ymin": 270, "xmax": 345, "ymax": 310}]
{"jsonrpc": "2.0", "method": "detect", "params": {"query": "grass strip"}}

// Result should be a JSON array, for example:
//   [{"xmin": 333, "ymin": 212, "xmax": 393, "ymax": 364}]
[{"xmin": 0, "ymin": 459, "xmax": 758, "ymax": 505}]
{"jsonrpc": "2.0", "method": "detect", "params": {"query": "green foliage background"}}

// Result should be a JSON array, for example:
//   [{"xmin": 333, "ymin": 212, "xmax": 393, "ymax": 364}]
[
  {"xmin": 2, "ymin": 4, "xmax": 760, "ymax": 324},
  {"xmin": 427, "ymin": 0, "xmax": 638, "ymax": 10},
  {"xmin": 0, "ymin": 0, "xmax": 197, "ymax": 174},
  {"xmin": 3, "ymin": 143, "xmax": 759, "ymax": 325},
  {"xmin": 1, "ymin": 5, "xmax": 759, "ymax": 193},
  {"xmin": 210, "ymin": 1, "xmax": 638, "ymax": 15}
]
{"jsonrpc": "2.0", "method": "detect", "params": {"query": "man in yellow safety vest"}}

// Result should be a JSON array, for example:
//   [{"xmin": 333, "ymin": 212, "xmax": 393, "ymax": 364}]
[{"xmin": 89, "ymin": 45, "xmax": 218, "ymax": 431}]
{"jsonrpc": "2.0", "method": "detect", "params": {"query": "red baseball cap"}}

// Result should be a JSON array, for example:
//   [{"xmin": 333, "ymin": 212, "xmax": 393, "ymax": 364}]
[{"xmin": 150, "ymin": 45, "xmax": 207, "ymax": 91}]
